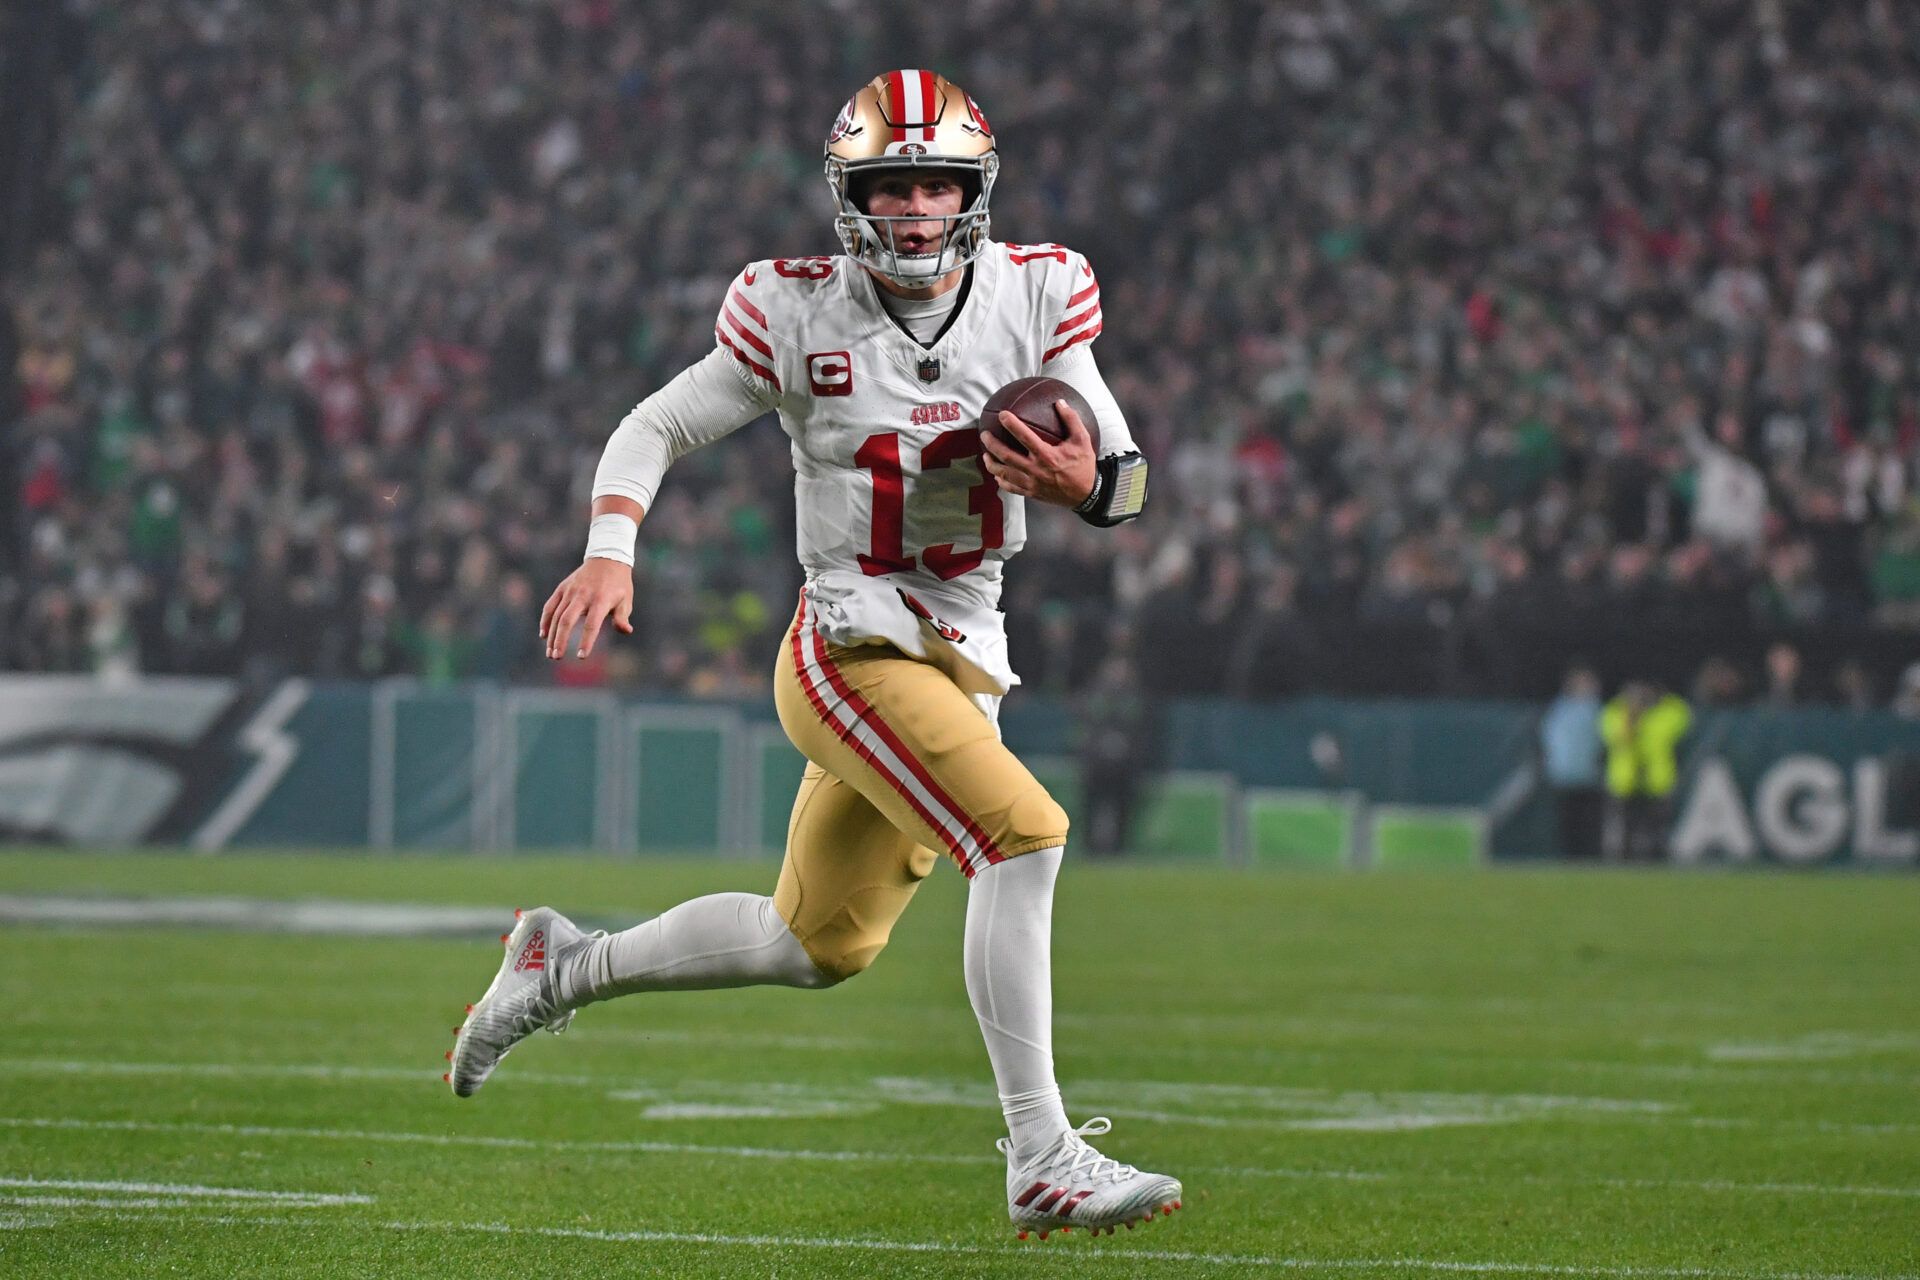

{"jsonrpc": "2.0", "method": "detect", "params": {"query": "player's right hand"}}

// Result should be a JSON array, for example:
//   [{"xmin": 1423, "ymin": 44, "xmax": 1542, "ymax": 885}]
[{"xmin": 540, "ymin": 558, "xmax": 635, "ymax": 660}]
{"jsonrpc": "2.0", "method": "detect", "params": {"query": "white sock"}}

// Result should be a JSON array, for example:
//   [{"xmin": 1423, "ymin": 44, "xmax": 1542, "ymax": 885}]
[
  {"xmin": 557, "ymin": 893, "xmax": 830, "ymax": 1006},
  {"xmin": 964, "ymin": 846, "xmax": 1072, "ymax": 1162}
]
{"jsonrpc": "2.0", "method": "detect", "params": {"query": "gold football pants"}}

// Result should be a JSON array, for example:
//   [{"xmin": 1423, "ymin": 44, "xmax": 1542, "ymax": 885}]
[{"xmin": 770, "ymin": 591, "xmax": 1069, "ymax": 980}]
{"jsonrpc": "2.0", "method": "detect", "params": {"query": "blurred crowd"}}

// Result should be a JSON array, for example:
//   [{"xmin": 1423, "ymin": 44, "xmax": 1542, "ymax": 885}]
[{"xmin": 7, "ymin": 0, "xmax": 1920, "ymax": 704}]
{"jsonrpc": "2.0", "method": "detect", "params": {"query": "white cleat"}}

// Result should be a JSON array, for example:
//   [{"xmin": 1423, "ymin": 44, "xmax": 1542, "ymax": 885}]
[
  {"xmin": 446, "ymin": 907, "xmax": 593, "ymax": 1097},
  {"xmin": 1000, "ymin": 1117, "xmax": 1183, "ymax": 1239}
]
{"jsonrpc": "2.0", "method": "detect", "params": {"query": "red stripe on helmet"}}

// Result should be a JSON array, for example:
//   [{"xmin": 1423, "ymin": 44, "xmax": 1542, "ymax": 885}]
[
  {"xmin": 919, "ymin": 69, "xmax": 938, "ymax": 139},
  {"xmin": 886, "ymin": 70, "xmax": 907, "ymax": 142}
]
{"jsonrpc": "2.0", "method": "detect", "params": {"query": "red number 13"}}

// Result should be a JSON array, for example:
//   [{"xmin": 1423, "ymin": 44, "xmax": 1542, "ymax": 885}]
[{"xmin": 855, "ymin": 429, "xmax": 1004, "ymax": 580}]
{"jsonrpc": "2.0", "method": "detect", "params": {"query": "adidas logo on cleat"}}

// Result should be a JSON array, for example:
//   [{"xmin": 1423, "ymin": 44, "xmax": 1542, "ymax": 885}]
[{"xmin": 512, "ymin": 929, "xmax": 547, "ymax": 973}]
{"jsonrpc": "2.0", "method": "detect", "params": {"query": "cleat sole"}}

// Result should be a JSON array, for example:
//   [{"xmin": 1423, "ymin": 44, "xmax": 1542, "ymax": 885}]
[{"xmin": 1014, "ymin": 1203, "xmax": 1182, "ymax": 1240}]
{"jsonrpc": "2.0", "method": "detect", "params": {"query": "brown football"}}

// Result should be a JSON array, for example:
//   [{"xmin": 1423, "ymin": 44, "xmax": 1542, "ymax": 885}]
[{"xmin": 980, "ymin": 376, "xmax": 1101, "ymax": 455}]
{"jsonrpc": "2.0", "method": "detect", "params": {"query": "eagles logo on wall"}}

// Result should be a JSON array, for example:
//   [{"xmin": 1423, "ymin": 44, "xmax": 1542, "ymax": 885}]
[{"xmin": 0, "ymin": 676, "xmax": 306, "ymax": 846}]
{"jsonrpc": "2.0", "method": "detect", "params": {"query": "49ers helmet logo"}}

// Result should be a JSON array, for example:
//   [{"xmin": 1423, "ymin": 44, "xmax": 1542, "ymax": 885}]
[
  {"xmin": 961, "ymin": 92, "xmax": 992, "ymax": 137},
  {"xmin": 827, "ymin": 97, "xmax": 862, "ymax": 144}
]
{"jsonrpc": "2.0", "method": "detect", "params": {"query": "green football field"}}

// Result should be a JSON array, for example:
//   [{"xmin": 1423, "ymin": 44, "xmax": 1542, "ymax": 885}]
[{"xmin": 0, "ymin": 850, "xmax": 1915, "ymax": 1278}]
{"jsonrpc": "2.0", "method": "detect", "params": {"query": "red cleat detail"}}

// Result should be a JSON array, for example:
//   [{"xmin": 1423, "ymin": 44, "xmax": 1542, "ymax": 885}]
[
  {"xmin": 444, "ymin": 1049, "xmax": 453, "ymax": 1061},
  {"xmin": 453, "ymin": 1025, "xmax": 463, "ymax": 1035},
  {"xmin": 1173, "ymin": 1200, "xmax": 1182, "ymax": 1210},
  {"xmin": 442, "ymin": 1072, "xmax": 450, "ymax": 1083},
  {"xmin": 1060, "ymin": 1227, "xmax": 1070, "ymax": 1234},
  {"xmin": 1162, "ymin": 1203, "xmax": 1174, "ymax": 1215},
  {"xmin": 465, "ymin": 1003, "xmax": 475, "ymax": 1013},
  {"xmin": 1017, "ymin": 1231, "xmax": 1029, "ymax": 1241},
  {"xmin": 501, "ymin": 933, "xmax": 510, "ymax": 945},
  {"xmin": 1037, "ymin": 1231, "xmax": 1049, "ymax": 1241},
  {"xmin": 515, "ymin": 908, "xmax": 524, "ymax": 919},
  {"xmin": 1125, "ymin": 1221, "xmax": 1134, "ymax": 1230}
]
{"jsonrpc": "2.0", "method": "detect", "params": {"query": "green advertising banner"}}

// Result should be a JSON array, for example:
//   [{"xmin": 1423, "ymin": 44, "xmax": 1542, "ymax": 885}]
[{"xmin": 2, "ymin": 677, "xmax": 1914, "ymax": 867}]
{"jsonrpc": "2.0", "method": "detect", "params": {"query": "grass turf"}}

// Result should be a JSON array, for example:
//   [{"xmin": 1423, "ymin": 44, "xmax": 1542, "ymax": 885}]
[{"xmin": 0, "ymin": 849, "xmax": 1915, "ymax": 1278}]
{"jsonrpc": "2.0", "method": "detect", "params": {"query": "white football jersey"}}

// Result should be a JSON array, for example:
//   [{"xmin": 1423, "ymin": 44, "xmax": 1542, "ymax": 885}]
[{"xmin": 713, "ymin": 240, "xmax": 1121, "ymax": 697}]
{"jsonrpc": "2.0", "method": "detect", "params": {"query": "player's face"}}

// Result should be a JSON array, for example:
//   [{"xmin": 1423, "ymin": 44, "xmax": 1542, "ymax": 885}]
[{"xmin": 862, "ymin": 172, "xmax": 966, "ymax": 255}]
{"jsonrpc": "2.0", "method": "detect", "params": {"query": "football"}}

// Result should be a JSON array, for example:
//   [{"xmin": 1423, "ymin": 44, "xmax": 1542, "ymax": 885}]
[{"xmin": 980, "ymin": 376, "xmax": 1101, "ymax": 455}]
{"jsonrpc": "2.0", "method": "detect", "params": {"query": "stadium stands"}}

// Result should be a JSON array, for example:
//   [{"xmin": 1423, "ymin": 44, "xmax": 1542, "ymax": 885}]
[{"xmin": 5, "ymin": 1, "xmax": 1919, "ymax": 700}]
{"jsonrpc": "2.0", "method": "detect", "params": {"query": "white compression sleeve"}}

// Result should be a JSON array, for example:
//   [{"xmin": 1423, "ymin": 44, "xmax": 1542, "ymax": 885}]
[
  {"xmin": 591, "ymin": 347, "xmax": 774, "ymax": 511},
  {"xmin": 1038, "ymin": 344, "xmax": 1136, "ymax": 456},
  {"xmin": 557, "ymin": 893, "xmax": 830, "ymax": 1006},
  {"xmin": 964, "ymin": 846, "xmax": 1073, "ymax": 1160}
]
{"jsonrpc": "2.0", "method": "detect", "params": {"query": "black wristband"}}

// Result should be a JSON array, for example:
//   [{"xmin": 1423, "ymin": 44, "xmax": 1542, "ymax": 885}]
[
  {"xmin": 1075, "ymin": 452, "xmax": 1149, "ymax": 527},
  {"xmin": 1073, "ymin": 469, "xmax": 1106, "ymax": 515}
]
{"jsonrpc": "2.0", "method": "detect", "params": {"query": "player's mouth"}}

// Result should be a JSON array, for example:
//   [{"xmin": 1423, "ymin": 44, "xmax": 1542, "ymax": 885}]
[{"xmin": 892, "ymin": 224, "xmax": 944, "ymax": 255}]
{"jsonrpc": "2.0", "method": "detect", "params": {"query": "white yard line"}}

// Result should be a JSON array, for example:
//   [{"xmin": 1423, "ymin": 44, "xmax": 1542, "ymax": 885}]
[
  {"xmin": 0, "ymin": 1057, "xmax": 601, "ymax": 1087},
  {"xmin": 0, "ymin": 1115, "xmax": 998, "ymax": 1166},
  {"xmin": 0, "ymin": 1177, "xmax": 371, "ymax": 1205},
  {"xmin": 0, "ymin": 892, "xmax": 513, "ymax": 937},
  {"xmin": 379, "ymin": 1220, "xmax": 1915, "ymax": 1278},
  {"xmin": 2, "ymin": 1195, "xmax": 1909, "ymax": 1276},
  {"xmin": 0, "ymin": 1207, "xmax": 315, "ymax": 1231},
  {"xmin": 6, "ymin": 1116, "xmax": 1917, "ymax": 1200},
  {"xmin": 1594, "ymin": 1177, "xmax": 1920, "ymax": 1200},
  {"xmin": 8, "ymin": 1055, "xmax": 1918, "ymax": 1137},
  {"xmin": 0, "ymin": 1194, "xmax": 200, "ymax": 1208}
]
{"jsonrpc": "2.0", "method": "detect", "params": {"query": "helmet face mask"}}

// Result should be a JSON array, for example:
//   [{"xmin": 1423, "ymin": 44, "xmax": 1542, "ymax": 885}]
[
  {"xmin": 829, "ymin": 155, "xmax": 1000, "ymax": 288},
  {"xmin": 824, "ymin": 71, "xmax": 998, "ymax": 289}
]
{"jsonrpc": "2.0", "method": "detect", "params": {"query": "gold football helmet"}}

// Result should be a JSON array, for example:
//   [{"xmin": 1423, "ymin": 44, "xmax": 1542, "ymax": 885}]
[{"xmin": 824, "ymin": 69, "xmax": 999, "ymax": 287}]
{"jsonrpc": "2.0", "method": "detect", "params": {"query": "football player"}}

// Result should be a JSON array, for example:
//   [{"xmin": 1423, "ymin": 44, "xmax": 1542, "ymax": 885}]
[{"xmin": 449, "ymin": 70, "xmax": 1174, "ymax": 1239}]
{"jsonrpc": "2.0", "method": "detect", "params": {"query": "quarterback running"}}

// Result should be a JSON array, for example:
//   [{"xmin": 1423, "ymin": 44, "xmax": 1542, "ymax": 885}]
[{"xmin": 447, "ymin": 69, "xmax": 1176, "ymax": 1239}]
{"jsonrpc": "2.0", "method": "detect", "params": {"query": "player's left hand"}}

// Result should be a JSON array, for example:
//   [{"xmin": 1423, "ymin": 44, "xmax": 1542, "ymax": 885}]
[{"xmin": 981, "ymin": 401, "xmax": 1097, "ymax": 507}]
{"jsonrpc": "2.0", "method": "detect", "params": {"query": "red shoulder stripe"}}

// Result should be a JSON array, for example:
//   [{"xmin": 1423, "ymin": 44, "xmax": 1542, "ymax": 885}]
[
  {"xmin": 1041, "ymin": 323, "xmax": 1102, "ymax": 363},
  {"xmin": 716, "ymin": 329, "xmax": 780, "ymax": 389},
  {"xmin": 1054, "ymin": 301, "xmax": 1100, "ymax": 335},
  {"xmin": 728, "ymin": 287, "xmax": 768, "ymax": 328},
  {"xmin": 721, "ymin": 305, "xmax": 774, "ymax": 360}
]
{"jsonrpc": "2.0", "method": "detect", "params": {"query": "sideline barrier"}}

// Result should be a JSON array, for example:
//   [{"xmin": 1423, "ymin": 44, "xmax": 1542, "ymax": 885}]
[
  {"xmin": 3, "ymin": 675, "xmax": 1915, "ymax": 867},
  {"xmin": 1245, "ymin": 789, "xmax": 1362, "ymax": 869},
  {"xmin": 1369, "ymin": 806, "xmax": 1487, "ymax": 870}
]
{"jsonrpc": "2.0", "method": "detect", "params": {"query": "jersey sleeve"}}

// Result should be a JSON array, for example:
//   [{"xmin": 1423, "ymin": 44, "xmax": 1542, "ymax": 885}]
[
  {"xmin": 592, "ymin": 347, "xmax": 771, "ymax": 511},
  {"xmin": 1040, "ymin": 248, "xmax": 1103, "ymax": 364},
  {"xmin": 713, "ymin": 264, "xmax": 784, "ymax": 403},
  {"xmin": 1040, "ymin": 342, "xmax": 1135, "ymax": 457}
]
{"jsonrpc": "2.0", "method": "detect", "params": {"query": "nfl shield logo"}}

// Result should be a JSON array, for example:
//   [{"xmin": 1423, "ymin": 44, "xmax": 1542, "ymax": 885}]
[{"xmin": 917, "ymin": 356, "xmax": 941, "ymax": 383}]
